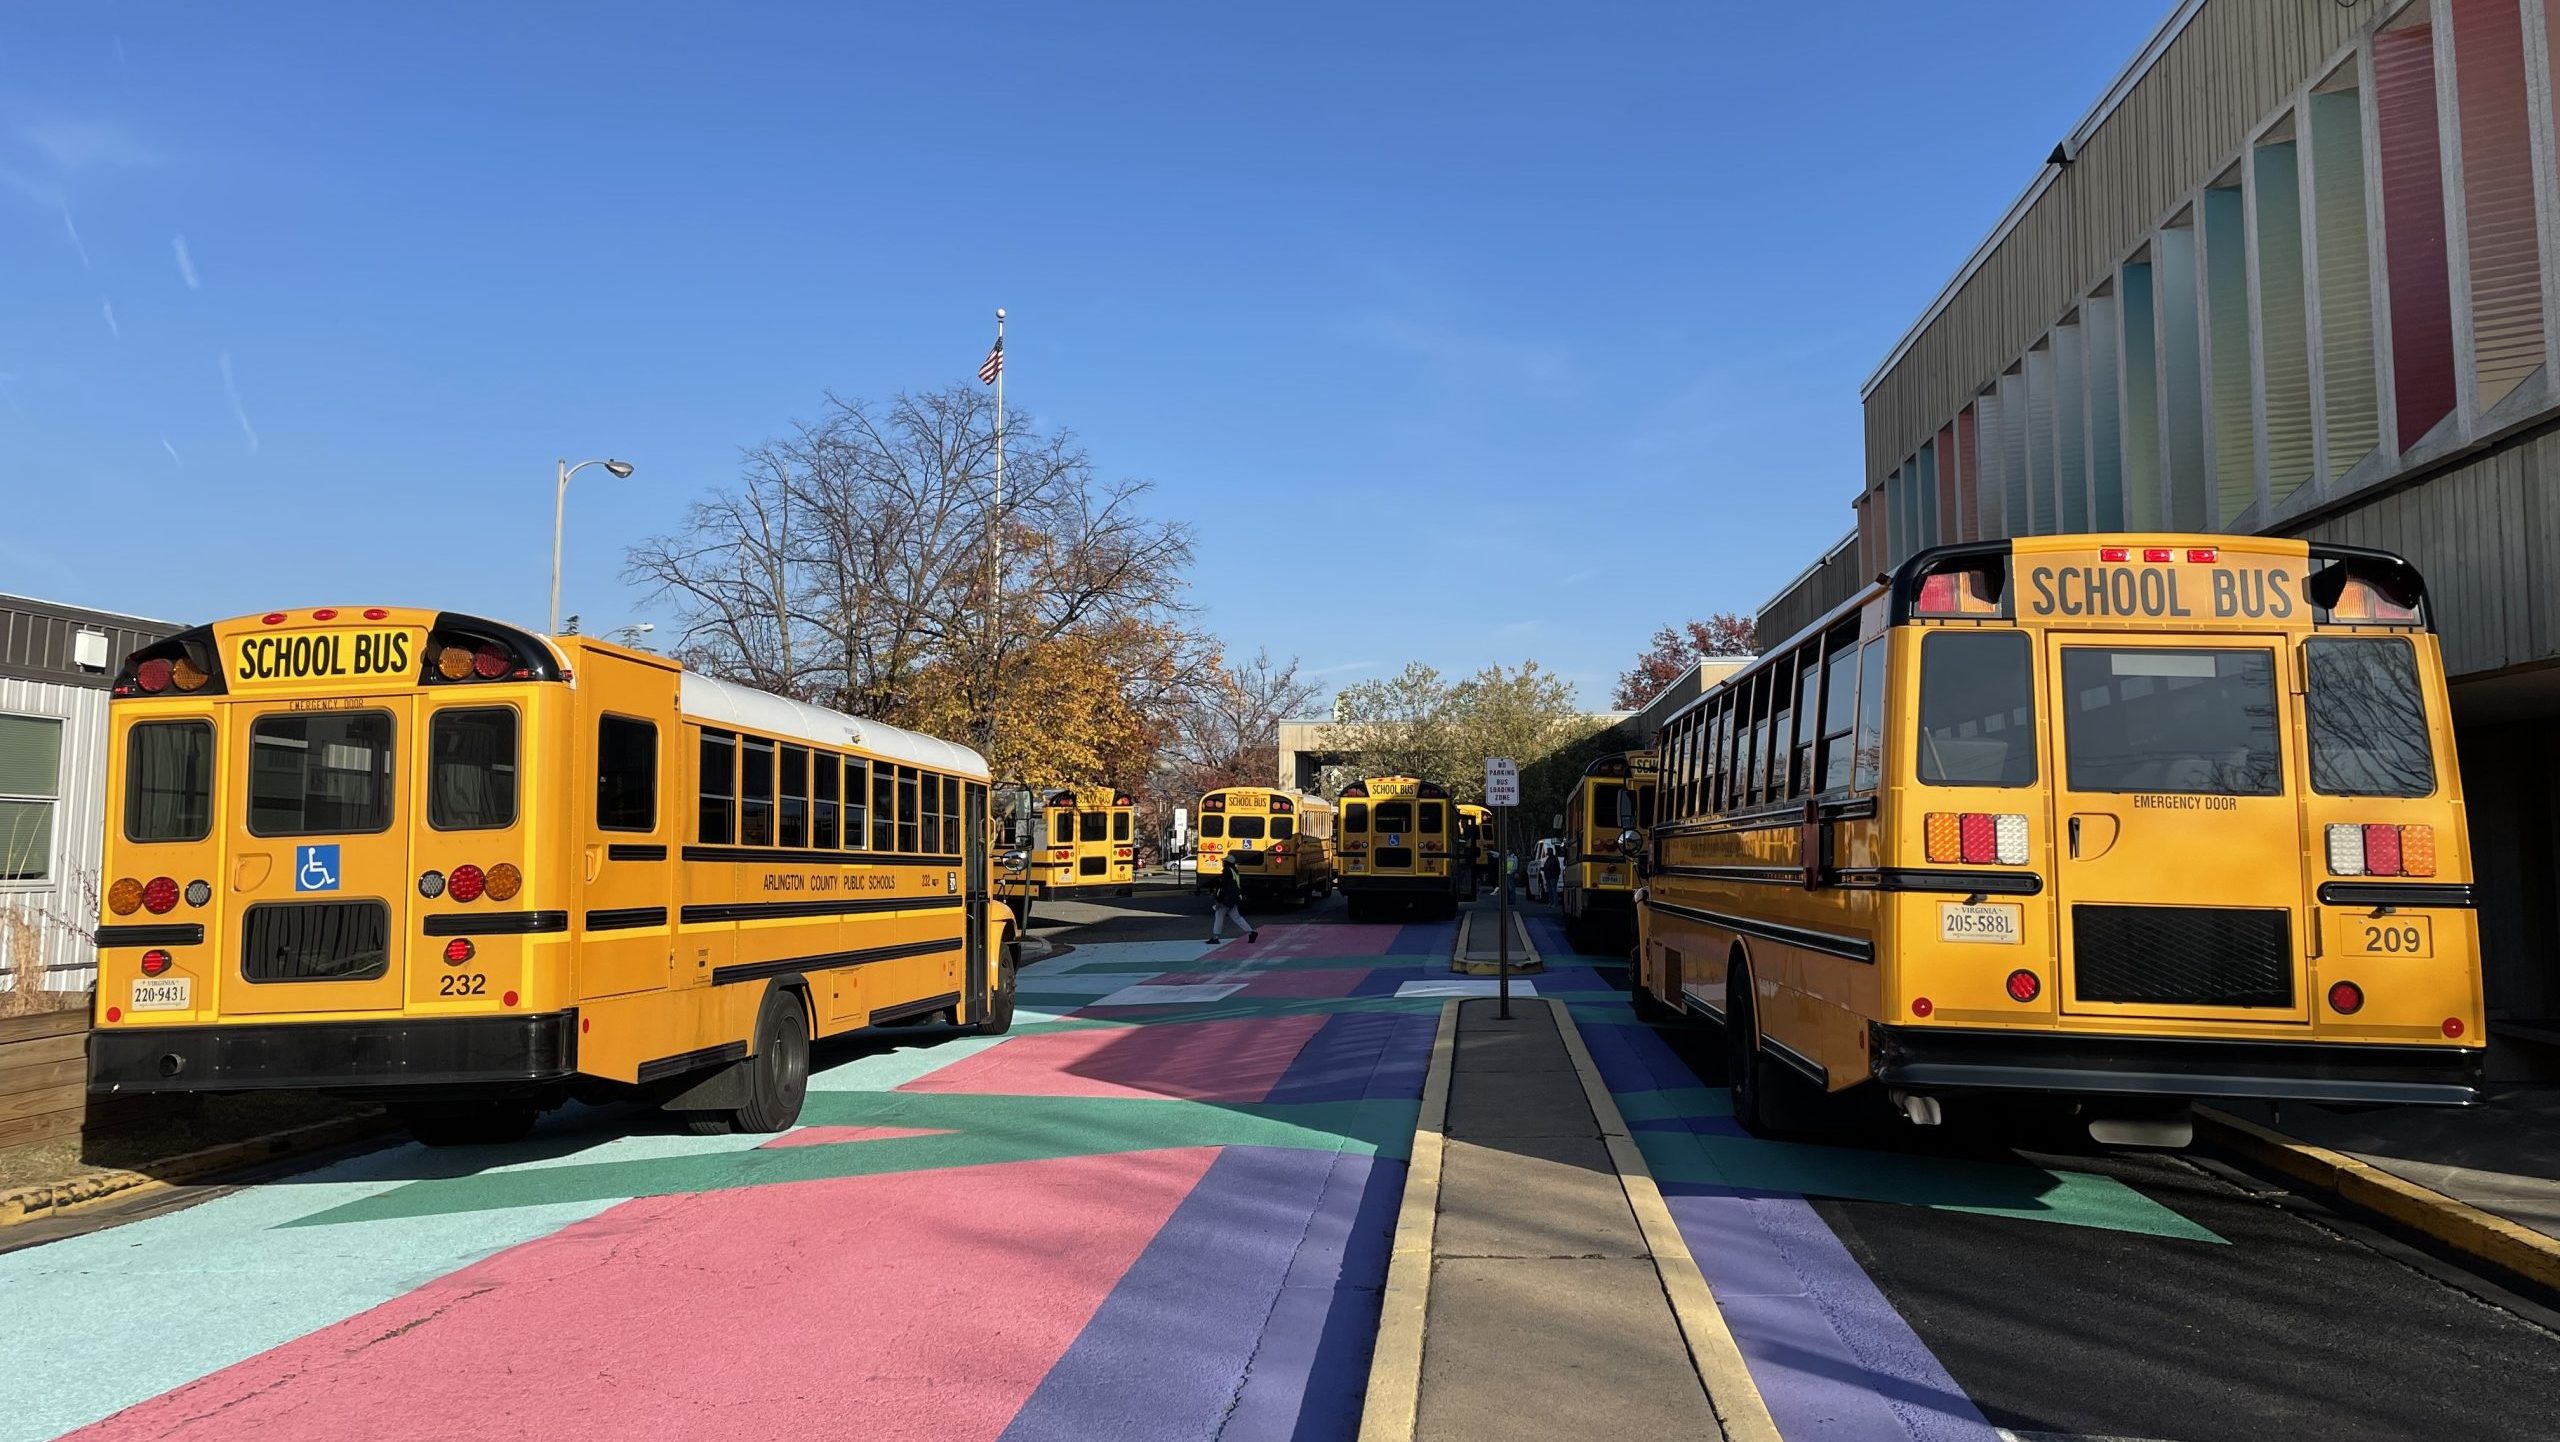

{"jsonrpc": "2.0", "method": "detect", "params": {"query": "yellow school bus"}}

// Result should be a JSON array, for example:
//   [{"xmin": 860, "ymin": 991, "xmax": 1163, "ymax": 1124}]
[
  {"xmin": 1457, "ymin": 804, "xmax": 1494, "ymax": 887},
  {"xmin": 1635, "ymin": 536, "xmax": 2483, "ymax": 1142},
  {"xmin": 1001, "ymin": 784, "xmax": 1135, "ymax": 900},
  {"xmin": 1560, "ymin": 751, "xmax": 1656, "ymax": 951},
  {"xmin": 1336, "ymin": 776, "xmax": 1473, "ymax": 921},
  {"xmin": 88, "ymin": 607, "xmax": 1016, "ymax": 1145},
  {"xmin": 1197, "ymin": 787, "xmax": 1338, "ymax": 904}
]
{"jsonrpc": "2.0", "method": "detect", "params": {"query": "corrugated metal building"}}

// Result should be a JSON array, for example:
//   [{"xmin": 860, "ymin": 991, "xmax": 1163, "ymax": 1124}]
[
  {"xmin": 0, "ymin": 595, "xmax": 177, "ymax": 994},
  {"xmin": 1763, "ymin": 0, "xmax": 2560, "ymax": 1023}
]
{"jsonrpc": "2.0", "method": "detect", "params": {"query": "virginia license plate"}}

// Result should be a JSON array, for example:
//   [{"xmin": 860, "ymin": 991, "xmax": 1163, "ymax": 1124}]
[
  {"xmin": 1939, "ymin": 902, "xmax": 2022, "ymax": 945},
  {"xmin": 130, "ymin": 976, "xmax": 192, "ymax": 1011}
]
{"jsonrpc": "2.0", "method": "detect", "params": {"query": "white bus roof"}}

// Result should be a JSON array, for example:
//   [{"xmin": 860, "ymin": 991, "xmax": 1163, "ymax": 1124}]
[{"xmin": 679, "ymin": 672, "xmax": 990, "ymax": 780}]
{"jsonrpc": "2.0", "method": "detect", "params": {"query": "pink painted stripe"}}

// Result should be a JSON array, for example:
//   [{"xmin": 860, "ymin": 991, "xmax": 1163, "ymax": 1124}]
[
  {"xmin": 1236, "ymin": 969, "xmax": 1365, "ymax": 998},
  {"xmin": 760, "ymin": 1124, "xmax": 954, "ymax": 1149},
  {"xmin": 899, "ymin": 1015, "xmax": 1330, "ymax": 1102},
  {"xmin": 71, "ymin": 1149, "xmax": 1222, "ymax": 1442}
]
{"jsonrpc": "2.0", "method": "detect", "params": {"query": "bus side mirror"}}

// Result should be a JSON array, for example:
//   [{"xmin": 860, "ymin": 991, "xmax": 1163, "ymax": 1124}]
[{"xmin": 1619, "ymin": 828, "xmax": 1646, "ymax": 877}]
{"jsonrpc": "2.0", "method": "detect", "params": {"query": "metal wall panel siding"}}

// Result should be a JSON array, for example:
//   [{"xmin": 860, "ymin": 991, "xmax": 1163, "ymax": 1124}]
[
  {"xmin": 2000, "ymin": 370, "xmax": 2033, "ymax": 535},
  {"xmin": 2311, "ymin": 88, "xmax": 2383, "ymax": 481},
  {"xmin": 2375, "ymin": 18, "xmax": 2460, "ymax": 447},
  {"xmin": 1953, "ymin": 409, "xmax": 1981, "ymax": 541},
  {"xmin": 2025, "ymin": 346, "xmax": 2057, "ymax": 534},
  {"xmin": 2450, "ymin": 0, "xmax": 2548, "ymax": 413},
  {"xmin": 2085, "ymin": 294, "xmax": 2125, "ymax": 529},
  {"xmin": 2055, "ymin": 320, "xmax": 2091, "ymax": 532},
  {"xmin": 2159, "ymin": 222, "xmax": 2211, "ymax": 530},
  {"xmin": 1937, "ymin": 421, "xmax": 1963, "ymax": 541}
]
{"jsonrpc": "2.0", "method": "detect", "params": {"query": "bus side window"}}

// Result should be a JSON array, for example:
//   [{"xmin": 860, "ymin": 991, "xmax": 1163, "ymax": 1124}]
[
  {"xmin": 945, "ymin": 777, "xmax": 964, "ymax": 853},
  {"xmin": 843, "ymin": 758, "xmax": 869, "ymax": 850},
  {"xmin": 920, "ymin": 771, "xmax": 942, "ymax": 855},
  {"xmin": 1747, "ymin": 673, "xmax": 1772, "ymax": 806},
  {"xmin": 698, "ymin": 730, "xmax": 737, "ymax": 845},
  {"xmin": 872, "ymin": 765, "xmax": 896, "ymax": 851},
  {"xmin": 779, "ymin": 746, "xmax": 810, "ymax": 849},
  {"xmin": 740, "ymin": 737, "xmax": 776, "ymax": 846},
  {"xmin": 813, "ymin": 750, "xmax": 840, "ymax": 848},
  {"xmin": 598, "ymin": 716, "xmax": 658, "ymax": 832},
  {"xmin": 1853, "ymin": 638, "xmax": 1888, "ymax": 792},
  {"xmin": 898, "ymin": 767, "xmax": 921, "ymax": 853},
  {"xmin": 1817, "ymin": 627, "xmax": 1860, "ymax": 794},
  {"xmin": 1792, "ymin": 646, "xmax": 1820, "ymax": 797}
]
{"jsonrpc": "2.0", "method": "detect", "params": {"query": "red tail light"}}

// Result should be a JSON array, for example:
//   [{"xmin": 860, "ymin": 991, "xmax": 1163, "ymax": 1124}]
[
  {"xmin": 2099, "ymin": 547, "xmax": 2129, "ymax": 563},
  {"xmin": 444, "ymin": 938, "xmax": 476, "ymax": 965},
  {"xmin": 2005, "ymin": 969, "xmax": 2040, "ymax": 1003},
  {"xmin": 1911, "ymin": 997, "xmax": 1935, "ymax": 1018},
  {"xmin": 141, "ymin": 877, "xmax": 179, "ymax": 914},
  {"xmin": 1925, "ymin": 813, "xmax": 2029, "ymax": 865},
  {"xmin": 2186, "ymin": 548, "xmax": 2218, "ymax": 563},
  {"xmin": 140, "ymin": 950, "xmax": 172, "ymax": 977},
  {"xmin": 2328, "ymin": 980, "xmax": 2365, "ymax": 1015},
  {"xmin": 2444, "ymin": 1017, "xmax": 2465, "ymax": 1038},
  {"xmin": 2326, "ymin": 823, "xmax": 2435, "ymax": 876},
  {"xmin": 472, "ymin": 644, "xmax": 510, "ymax": 679},
  {"xmin": 2143, "ymin": 547, "xmax": 2172, "ymax": 563},
  {"xmin": 448, "ymin": 865, "xmax": 487, "ymax": 903},
  {"xmin": 135, "ymin": 658, "xmax": 173, "ymax": 693}
]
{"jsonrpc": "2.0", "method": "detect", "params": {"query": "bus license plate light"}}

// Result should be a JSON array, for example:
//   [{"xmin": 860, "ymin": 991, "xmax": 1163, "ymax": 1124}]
[
  {"xmin": 1938, "ymin": 902, "xmax": 2022, "ymax": 945},
  {"xmin": 130, "ymin": 976, "xmax": 192, "ymax": 1012}
]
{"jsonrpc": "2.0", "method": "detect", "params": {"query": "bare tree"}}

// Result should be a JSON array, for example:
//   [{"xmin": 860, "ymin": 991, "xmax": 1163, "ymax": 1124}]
[
  {"xmin": 1161, "ymin": 650, "xmax": 1321, "ymax": 799},
  {"xmin": 627, "ymin": 385, "xmax": 1199, "ymax": 770}
]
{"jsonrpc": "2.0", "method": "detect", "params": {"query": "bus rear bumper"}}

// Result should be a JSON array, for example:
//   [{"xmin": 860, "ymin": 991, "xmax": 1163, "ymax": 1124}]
[
  {"xmin": 1868, "ymin": 1025, "xmax": 2484, "ymax": 1107},
  {"xmin": 1339, "ymin": 874, "xmax": 1455, "ymax": 895},
  {"xmin": 90, "ymin": 1012, "xmax": 579, "ymax": 1095}
]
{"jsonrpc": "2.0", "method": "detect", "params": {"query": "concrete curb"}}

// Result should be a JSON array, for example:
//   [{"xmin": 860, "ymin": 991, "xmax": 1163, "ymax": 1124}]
[
  {"xmin": 0, "ymin": 1112, "xmax": 392, "ymax": 1230},
  {"xmin": 1449, "ymin": 908, "xmax": 1543, "ymax": 977},
  {"xmin": 1359, "ymin": 998, "xmax": 1460, "ymax": 1442},
  {"xmin": 1551, "ymin": 997, "xmax": 1781, "ymax": 1442},
  {"xmin": 2196, "ymin": 1105, "xmax": 2560, "ymax": 1291}
]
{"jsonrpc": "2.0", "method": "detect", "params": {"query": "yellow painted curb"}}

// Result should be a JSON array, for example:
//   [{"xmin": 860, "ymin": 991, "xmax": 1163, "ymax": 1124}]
[
  {"xmin": 0, "ymin": 1113, "xmax": 390, "ymax": 1230},
  {"xmin": 1552, "ymin": 998, "xmax": 1782, "ymax": 1442},
  {"xmin": 1449, "ymin": 907, "xmax": 1543, "ymax": 976},
  {"xmin": 1359, "ymin": 998, "xmax": 1459, "ymax": 1442},
  {"xmin": 2197, "ymin": 1106, "xmax": 2560, "ymax": 1291}
]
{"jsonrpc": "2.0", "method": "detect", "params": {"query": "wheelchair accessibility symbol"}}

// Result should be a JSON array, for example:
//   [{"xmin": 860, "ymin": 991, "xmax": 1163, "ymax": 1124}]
[{"xmin": 295, "ymin": 845, "xmax": 341, "ymax": 893}]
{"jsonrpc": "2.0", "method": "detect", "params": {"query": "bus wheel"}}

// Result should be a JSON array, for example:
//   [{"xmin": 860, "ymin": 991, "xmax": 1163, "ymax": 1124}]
[
  {"xmin": 731, "ymin": 988, "xmax": 812, "ymax": 1134},
  {"xmin": 1725, "ymin": 961, "xmax": 1783, "ymax": 1138},
  {"xmin": 395, "ymin": 1101, "xmax": 538, "ymax": 1148},
  {"xmin": 976, "ymin": 954, "xmax": 1017, "ymax": 1036}
]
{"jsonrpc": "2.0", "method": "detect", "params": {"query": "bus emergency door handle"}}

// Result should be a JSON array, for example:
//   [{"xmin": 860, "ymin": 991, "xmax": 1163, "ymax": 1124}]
[{"xmin": 2068, "ymin": 817, "xmax": 2080, "ymax": 858}]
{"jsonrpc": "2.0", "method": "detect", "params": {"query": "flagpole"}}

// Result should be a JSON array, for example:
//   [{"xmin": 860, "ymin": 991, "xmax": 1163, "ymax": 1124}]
[{"xmin": 988, "ymin": 308, "xmax": 1006, "ymax": 757}]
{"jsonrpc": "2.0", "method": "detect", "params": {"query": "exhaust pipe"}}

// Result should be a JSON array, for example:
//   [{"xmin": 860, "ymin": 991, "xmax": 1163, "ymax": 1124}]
[{"xmin": 1889, "ymin": 1089, "xmax": 1943, "ymax": 1126}]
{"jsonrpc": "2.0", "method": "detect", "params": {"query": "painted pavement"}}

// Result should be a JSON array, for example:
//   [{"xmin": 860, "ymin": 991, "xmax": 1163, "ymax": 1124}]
[{"xmin": 0, "ymin": 912, "xmax": 2238, "ymax": 1442}]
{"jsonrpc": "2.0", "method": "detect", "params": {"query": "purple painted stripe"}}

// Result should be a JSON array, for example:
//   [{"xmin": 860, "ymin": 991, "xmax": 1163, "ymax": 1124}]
[
  {"xmin": 1661, "ymin": 1186, "xmax": 1998, "ymax": 1442},
  {"xmin": 1263, "ymin": 1010, "xmax": 1436, "ymax": 1105},
  {"xmin": 998, "ymin": 1146, "xmax": 1397, "ymax": 1442},
  {"xmin": 1579, "ymin": 1019, "xmax": 1703, "ymax": 1094},
  {"xmin": 1388, "ymin": 919, "xmax": 1457, "ymax": 954}
]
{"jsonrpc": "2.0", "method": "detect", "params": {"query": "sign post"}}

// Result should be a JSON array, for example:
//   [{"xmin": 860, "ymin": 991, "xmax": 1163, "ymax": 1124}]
[{"xmin": 1485, "ymin": 757, "xmax": 1520, "ymax": 1020}]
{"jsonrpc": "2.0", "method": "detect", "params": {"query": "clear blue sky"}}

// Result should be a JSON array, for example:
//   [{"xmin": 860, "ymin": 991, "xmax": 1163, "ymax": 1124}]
[{"xmin": 0, "ymin": 3, "xmax": 2167, "ymax": 708}]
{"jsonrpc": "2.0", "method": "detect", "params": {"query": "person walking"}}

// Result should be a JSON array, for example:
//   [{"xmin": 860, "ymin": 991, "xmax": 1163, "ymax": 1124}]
[
  {"xmin": 1209, "ymin": 863, "xmax": 1257, "ymax": 944},
  {"xmin": 1540, "ymin": 845, "xmax": 1563, "ymax": 906}
]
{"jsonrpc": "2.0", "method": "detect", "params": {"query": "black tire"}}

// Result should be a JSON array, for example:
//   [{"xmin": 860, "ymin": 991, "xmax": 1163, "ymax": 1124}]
[
  {"xmin": 730, "ymin": 988, "xmax": 812, "ymax": 1134},
  {"xmin": 396, "ymin": 1101, "xmax": 539, "ymax": 1148},
  {"xmin": 1724, "ymin": 959, "xmax": 1792, "ymax": 1138},
  {"xmin": 976, "ymin": 953, "xmax": 1017, "ymax": 1036}
]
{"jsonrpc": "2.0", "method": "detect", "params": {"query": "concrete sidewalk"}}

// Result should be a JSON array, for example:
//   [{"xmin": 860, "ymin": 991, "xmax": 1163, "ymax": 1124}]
[
  {"xmin": 1451, "ymin": 897, "xmax": 1538, "ymax": 976},
  {"xmin": 1412, "ymin": 999, "xmax": 1727, "ymax": 1441}
]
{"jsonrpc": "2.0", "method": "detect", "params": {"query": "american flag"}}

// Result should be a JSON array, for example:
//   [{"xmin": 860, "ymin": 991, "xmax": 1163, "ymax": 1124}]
[{"xmin": 978, "ymin": 338, "xmax": 1003, "ymax": 385}]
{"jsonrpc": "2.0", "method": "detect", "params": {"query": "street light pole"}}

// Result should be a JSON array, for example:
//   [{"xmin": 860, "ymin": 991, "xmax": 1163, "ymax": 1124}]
[{"xmin": 550, "ymin": 457, "xmax": 634, "ymax": 635}]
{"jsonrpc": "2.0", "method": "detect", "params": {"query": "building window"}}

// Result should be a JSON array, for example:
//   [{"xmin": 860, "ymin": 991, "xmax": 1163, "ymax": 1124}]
[
  {"xmin": 2309, "ymin": 79, "xmax": 2380, "ymax": 481},
  {"xmin": 2375, "ymin": 15, "xmax": 2458, "ymax": 446},
  {"xmin": 0, "ymin": 715, "xmax": 64, "ymax": 882}
]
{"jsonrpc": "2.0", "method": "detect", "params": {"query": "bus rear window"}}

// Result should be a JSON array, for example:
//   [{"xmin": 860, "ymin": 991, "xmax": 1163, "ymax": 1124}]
[
  {"xmin": 1200, "ymin": 815, "xmax": 1224, "ymax": 838},
  {"xmin": 1374, "ymin": 801, "xmax": 1412, "ymax": 832},
  {"xmin": 1079, "ymin": 811, "xmax": 1109, "ymax": 843},
  {"xmin": 1916, "ymin": 631, "xmax": 2036, "ymax": 787},
  {"xmin": 2060, "ymin": 647, "xmax": 2281, "ymax": 795},
  {"xmin": 2306, "ymin": 637, "xmax": 2435, "ymax": 797},
  {"xmin": 249, "ymin": 711, "xmax": 394, "ymax": 836},
  {"xmin": 1271, "ymin": 817, "xmax": 1296, "ymax": 840},
  {"xmin": 126, "ymin": 720, "xmax": 213, "ymax": 843},
  {"xmin": 1228, "ymin": 816, "xmax": 1267, "ymax": 841},
  {"xmin": 428, "ymin": 708, "xmax": 516, "ymax": 831},
  {"xmin": 1344, "ymin": 803, "xmax": 1367, "ymax": 831},
  {"xmin": 1588, "ymin": 783, "xmax": 1623, "ymax": 834}
]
